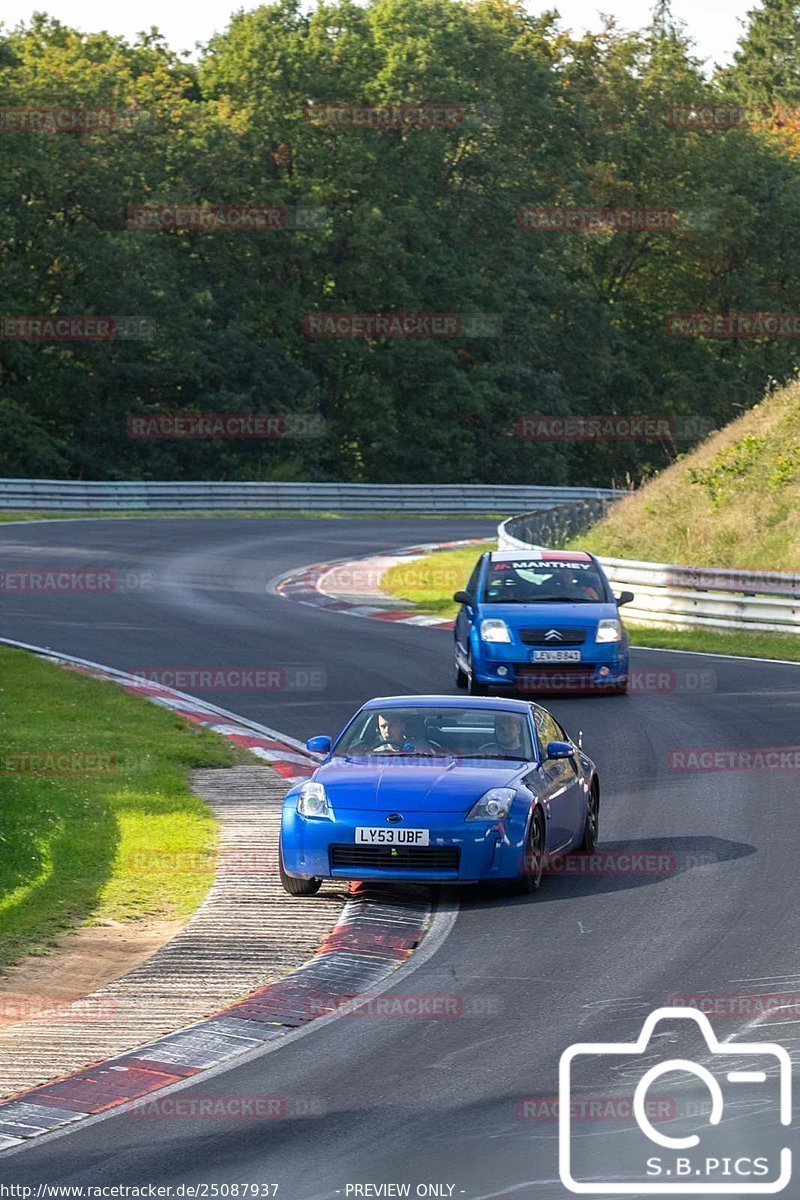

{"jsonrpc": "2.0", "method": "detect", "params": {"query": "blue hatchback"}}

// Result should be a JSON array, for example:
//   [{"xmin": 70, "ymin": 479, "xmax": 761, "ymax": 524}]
[{"xmin": 453, "ymin": 549, "xmax": 633, "ymax": 695}]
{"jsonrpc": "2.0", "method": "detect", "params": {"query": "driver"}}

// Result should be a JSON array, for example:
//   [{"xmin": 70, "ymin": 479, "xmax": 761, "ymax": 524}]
[
  {"xmin": 371, "ymin": 712, "xmax": 437, "ymax": 755},
  {"xmin": 550, "ymin": 568, "xmax": 601, "ymax": 601},
  {"xmin": 479, "ymin": 713, "xmax": 527, "ymax": 758}
]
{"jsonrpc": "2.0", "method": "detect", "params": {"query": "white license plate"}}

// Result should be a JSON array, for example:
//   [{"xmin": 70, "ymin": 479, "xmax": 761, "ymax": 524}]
[
  {"xmin": 355, "ymin": 827, "xmax": 430, "ymax": 846},
  {"xmin": 532, "ymin": 649, "xmax": 582, "ymax": 663}
]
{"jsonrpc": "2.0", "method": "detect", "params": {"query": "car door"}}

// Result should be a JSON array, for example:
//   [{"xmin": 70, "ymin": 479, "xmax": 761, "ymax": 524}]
[
  {"xmin": 531, "ymin": 707, "xmax": 583, "ymax": 851},
  {"xmin": 455, "ymin": 555, "xmax": 484, "ymax": 663}
]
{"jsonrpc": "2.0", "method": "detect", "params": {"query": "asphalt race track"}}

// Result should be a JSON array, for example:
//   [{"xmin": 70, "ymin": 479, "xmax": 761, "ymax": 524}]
[{"xmin": 1, "ymin": 518, "xmax": 799, "ymax": 1198}]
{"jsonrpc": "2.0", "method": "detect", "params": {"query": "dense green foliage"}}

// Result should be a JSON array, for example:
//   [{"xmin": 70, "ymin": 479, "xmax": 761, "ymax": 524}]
[{"xmin": 2, "ymin": 0, "xmax": 800, "ymax": 484}]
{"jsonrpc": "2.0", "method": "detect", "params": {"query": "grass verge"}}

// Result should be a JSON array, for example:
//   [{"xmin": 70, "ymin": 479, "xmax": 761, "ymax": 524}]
[
  {"xmin": 0, "ymin": 644, "xmax": 243, "ymax": 970},
  {"xmin": 382, "ymin": 544, "xmax": 800, "ymax": 662},
  {"xmin": 382, "ymin": 543, "xmax": 493, "ymax": 616},
  {"xmin": 569, "ymin": 379, "xmax": 800, "ymax": 570}
]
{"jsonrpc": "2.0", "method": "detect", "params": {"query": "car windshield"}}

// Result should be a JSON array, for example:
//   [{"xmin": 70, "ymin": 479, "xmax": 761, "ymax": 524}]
[
  {"xmin": 482, "ymin": 558, "xmax": 606, "ymax": 604},
  {"xmin": 335, "ymin": 705, "xmax": 534, "ymax": 760}
]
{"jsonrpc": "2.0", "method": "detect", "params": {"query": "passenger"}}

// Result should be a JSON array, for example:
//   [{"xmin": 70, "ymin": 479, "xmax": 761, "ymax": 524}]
[{"xmin": 479, "ymin": 713, "xmax": 528, "ymax": 758}]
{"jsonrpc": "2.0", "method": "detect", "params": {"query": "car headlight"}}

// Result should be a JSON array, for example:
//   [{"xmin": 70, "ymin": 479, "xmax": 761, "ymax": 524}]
[
  {"xmin": 466, "ymin": 787, "xmax": 515, "ymax": 821},
  {"xmin": 596, "ymin": 618, "xmax": 622, "ymax": 644},
  {"xmin": 296, "ymin": 781, "xmax": 334, "ymax": 819},
  {"xmin": 480, "ymin": 619, "xmax": 511, "ymax": 644}
]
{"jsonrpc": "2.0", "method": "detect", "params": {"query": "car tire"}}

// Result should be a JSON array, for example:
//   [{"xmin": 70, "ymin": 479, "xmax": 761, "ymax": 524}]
[
  {"xmin": 517, "ymin": 809, "xmax": 545, "ymax": 893},
  {"xmin": 576, "ymin": 783, "xmax": 599, "ymax": 853},
  {"xmin": 455, "ymin": 658, "xmax": 468, "ymax": 689},
  {"xmin": 279, "ymin": 845, "xmax": 322, "ymax": 896},
  {"xmin": 467, "ymin": 654, "xmax": 488, "ymax": 695}
]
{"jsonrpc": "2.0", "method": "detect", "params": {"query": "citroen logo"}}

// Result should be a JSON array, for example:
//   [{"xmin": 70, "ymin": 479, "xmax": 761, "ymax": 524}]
[
  {"xmin": 544, "ymin": 629, "xmax": 563, "ymax": 641},
  {"xmin": 386, "ymin": 813, "xmax": 403, "ymax": 823}
]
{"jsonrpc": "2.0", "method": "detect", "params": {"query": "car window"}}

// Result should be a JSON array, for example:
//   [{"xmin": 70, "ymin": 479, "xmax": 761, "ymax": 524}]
[
  {"xmin": 334, "ymin": 705, "xmax": 533, "ymax": 759},
  {"xmin": 531, "ymin": 705, "xmax": 562, "ymax": 756},
  {"xmin": 482, "ymin": 557, "xmax": 606, "ymax": 603},
  {"xmin": 465, "ymin": 555, "xmax": 483, "ymax": 598}
]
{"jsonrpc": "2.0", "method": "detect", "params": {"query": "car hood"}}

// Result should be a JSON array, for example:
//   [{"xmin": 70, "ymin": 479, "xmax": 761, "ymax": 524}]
[
  {"xmin": 313, "ymin": 757, "xmax": 526, "ymax": 812},
  {"xmin": 478, "ymin": 602, "xmax": 614, "ymax": 628}
]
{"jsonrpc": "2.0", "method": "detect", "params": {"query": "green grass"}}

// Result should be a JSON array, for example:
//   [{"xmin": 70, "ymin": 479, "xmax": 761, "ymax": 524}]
[
  {"xmin": 0, "ymin": 510, "xmax": 510, "ymax": 523},
  {"xmin": 382, "ymin": 543, "xmax": 800, "ymax": 662},
  {"xmin": 570, "ymin": 379, "xmax": 800, "ymax": 571},
  {"xmin": 0, "ymin": 645, "xmax": 244, "ymax": 970},
  {"xmin": 382, "ymin": 542, "xmax": 494, "ymax": 616},
  {"xmin": 622, "ymin": 624, "xmax": 800, "ymax": 661}
]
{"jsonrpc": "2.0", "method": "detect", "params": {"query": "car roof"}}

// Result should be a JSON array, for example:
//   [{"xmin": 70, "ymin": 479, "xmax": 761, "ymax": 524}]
[
  {"xmin": 362, "ymin": 694, "xmax": 537, "ymax": 714},
  {"xmin": 489, "ymin": 549, "xmax": 594, "ymax": 563}
]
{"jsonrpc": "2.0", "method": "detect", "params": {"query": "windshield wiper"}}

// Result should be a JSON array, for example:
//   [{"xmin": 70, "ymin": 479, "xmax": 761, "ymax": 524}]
[
  {"xmin": 515, "ymin": 596, "xmax": 595, "ymax": 603},
  {"xmin": 483, "ymin": 596, "xmax": 595, "ymax": 604},
  {"xmin": 451, "ymin": 753, "xmax": 529, "ymax": 761}
]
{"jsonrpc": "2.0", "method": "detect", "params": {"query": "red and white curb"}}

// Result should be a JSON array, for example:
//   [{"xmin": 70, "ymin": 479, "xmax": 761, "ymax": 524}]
[
  {"xmin": 272, "ymin": 537, "xmax": 489, "ymax": 630},
  {"xmin": 0, "ymin": 885, "xmax": 435, "ymax": 1153},
  {"xmin": 0, "ymin": 638, "xmax": 438, "ymax": 1154},
  {"xmin": 0, "ymin": 636, "xmax": 319, "ymax": 784}
]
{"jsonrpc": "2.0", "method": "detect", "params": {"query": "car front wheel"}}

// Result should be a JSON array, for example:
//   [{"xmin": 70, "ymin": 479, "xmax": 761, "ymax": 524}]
[
  {"xmin": 517, "ymin": 809, "xmax": 545, "ymax": 893},
  {"xmin": 576, "ymin": 784, "xmax": 599, "ymax": 852},
  {"xmin": 467, "ymin": 653, "xmax": 488, "ymax": 695},
  {"xmin": 279, "ymin": 845, "xmax": 322, "ymax": 896}
]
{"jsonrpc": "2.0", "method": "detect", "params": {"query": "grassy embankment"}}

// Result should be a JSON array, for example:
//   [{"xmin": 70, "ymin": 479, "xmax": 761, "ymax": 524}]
[
  {"xmin": 383, "ymin": 378, "xmax": 800, "ymax": 662},
  {"xmin": 0, "ymin": 644, "xmax": 247, "ymax": 970}
]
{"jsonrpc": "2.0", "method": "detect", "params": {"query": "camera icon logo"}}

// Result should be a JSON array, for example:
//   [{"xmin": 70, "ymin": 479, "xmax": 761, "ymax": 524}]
[{"xmin": 559, "ymin": 1007, "xmax": 792, "ymax": 1194}]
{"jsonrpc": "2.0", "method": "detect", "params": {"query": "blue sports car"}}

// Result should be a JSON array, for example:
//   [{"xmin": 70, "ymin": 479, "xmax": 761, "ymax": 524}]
[
  {"xmin": 279, "ymin": 695, "xmax": 599, "ymax": 895},
  {"xmin": 453, "ymin": 548, "xmax": 633, "ymax": 695}
]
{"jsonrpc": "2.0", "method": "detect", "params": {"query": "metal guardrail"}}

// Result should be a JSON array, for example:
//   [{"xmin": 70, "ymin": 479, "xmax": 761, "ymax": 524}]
[
  {"xmin": 498, "ymin": 513, "xmax": 800, "ymax": 635},
  {"xmin": 0, "ymin": 479, "xmax": 620, "ymax": 514}
]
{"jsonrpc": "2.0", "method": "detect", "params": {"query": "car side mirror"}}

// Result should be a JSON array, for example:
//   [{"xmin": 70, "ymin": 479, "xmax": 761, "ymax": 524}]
[
  {"xmin": 453, "ymin": 590, "xmax": 473, "ymax": 606},
  {"xmin": 306, "ymin": 735, "xmax": 332, "ymax": 754},
  {"xmin": 616, "ymin": 591, "xmax": 635, "ymax": 607},
  {"xmin": 546, "ymin": 740, "xmax": 575, "ymax": 761}
]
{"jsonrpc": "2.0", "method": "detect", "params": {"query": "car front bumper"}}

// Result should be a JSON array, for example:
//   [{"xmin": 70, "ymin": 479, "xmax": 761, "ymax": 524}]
[
  {"xmin": 281, "ymin": 805, "xmax": 528, "ymax": 883},
  {"xmin": 471, "ymin": 641, "xmax": 628, "ymax": 692}
]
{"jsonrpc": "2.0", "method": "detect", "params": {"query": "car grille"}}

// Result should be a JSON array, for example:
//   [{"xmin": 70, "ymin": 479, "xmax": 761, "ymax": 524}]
[
  {"xmin": 329, "ymin": 844, "xmax": 460, "ymax": 871},
  {"xmin": 519, "ymin": 627, "xmax": 587, "ymax": 645}
]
